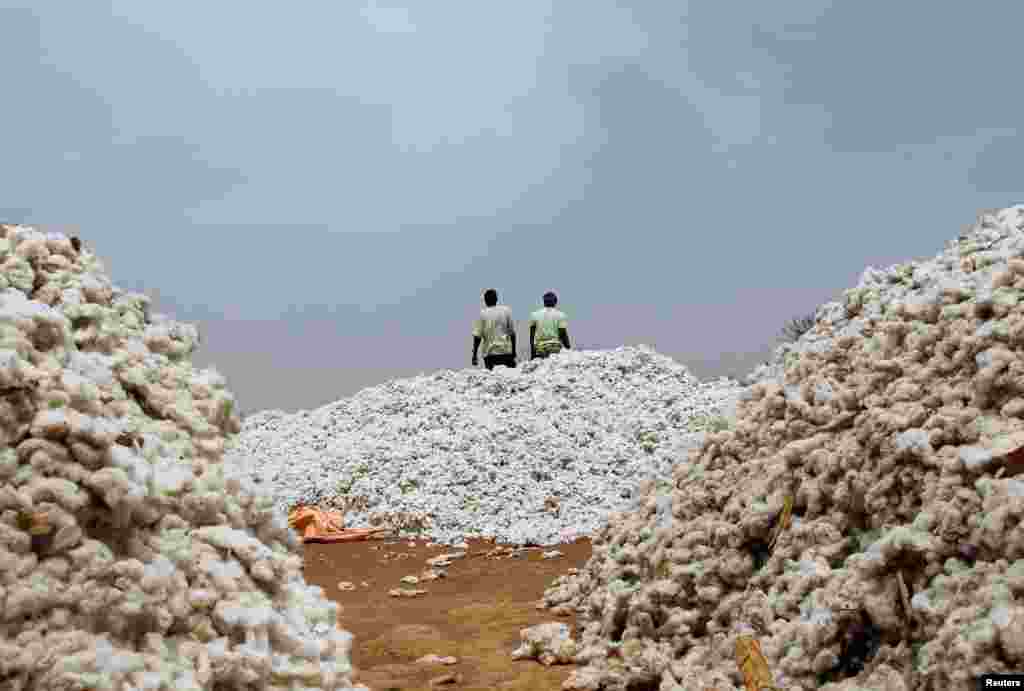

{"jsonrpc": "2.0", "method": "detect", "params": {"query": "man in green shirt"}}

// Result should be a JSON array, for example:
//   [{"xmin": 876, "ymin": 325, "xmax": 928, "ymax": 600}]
[
  {"xmin": 529, "ymin": 291, "xmax": 570, "ymax": 360},
  {"xmin": 472, "ymin": 288, "xmax": 517, "ymax": 370}
]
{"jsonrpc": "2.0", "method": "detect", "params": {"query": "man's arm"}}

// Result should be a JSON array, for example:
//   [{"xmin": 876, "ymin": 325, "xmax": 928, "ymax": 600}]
[
  {"xmin": 558, "ymin": 329, "xmax": 570, "ymax": 350},
  {"xmin": 507, "ymin": 313, "xmax": 517, "ymax": 361},
  {"xmin": 529, "ymin": 324, "xmax": 537, "ymax": 359},
  {"xmin": 558, "ymin": 318, "xmax": 570, "ymax": 350},
  {"xmin": 472, "ymin": 336, "xmax": 481, "ymax": 365}
]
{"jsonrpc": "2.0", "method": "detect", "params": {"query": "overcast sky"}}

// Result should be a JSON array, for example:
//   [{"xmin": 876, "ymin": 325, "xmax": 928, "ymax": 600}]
[{"xmin": 3, "ymin": 1, "xmax": 1022, "ymax": 413}]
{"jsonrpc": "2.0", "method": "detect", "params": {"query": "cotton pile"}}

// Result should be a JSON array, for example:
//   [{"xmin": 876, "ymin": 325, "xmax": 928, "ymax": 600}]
[
  {"xmin": 746, "ymin": 205, "xmax": 1024, "ymax": 387},
  {"xmin": 227, "ymin": 347, "xmax": 743, "ymax": 546},
  {"xmin": 0, "ymin": 225, "xmax": 364, "ymax": 691},
  {"xmin": 542, "ymin": 204, "xmax": 1024, "ymax": 691}
]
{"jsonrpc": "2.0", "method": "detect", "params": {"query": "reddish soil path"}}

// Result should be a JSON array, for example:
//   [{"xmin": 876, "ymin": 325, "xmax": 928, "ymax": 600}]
[{"xmin": 303, "ymin": 537, "xmax": 592, "ymax": 691}]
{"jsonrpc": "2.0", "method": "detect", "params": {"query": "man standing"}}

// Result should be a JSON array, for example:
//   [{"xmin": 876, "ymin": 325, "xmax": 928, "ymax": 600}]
[
  {"xmin": 530, "ymin": 291, "xmax": 570, "ymax": 360},
  {"xmin": 472, "ymin": 288, "xmax": 517, "ymax": 370}
]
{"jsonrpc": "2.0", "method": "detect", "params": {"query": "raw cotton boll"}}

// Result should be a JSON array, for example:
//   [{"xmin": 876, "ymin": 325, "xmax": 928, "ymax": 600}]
[
  {"xmin": 987, "ymin": 346, "xmax": 1017, "ymax": 367},
  {"xmin": 915, "ymin": 301, "xmax": 942, "ymax": 324},
  {"xmin": 0, "ymin": 403, "xmax": 33, "ymax": 449},
  {"xmin": 69, "ymin": 440, "xmax": 105, "ymax": 469},
  {"xmin": 886, "ymin": 380, "xmax": 924, "ymax": 404},
  {"xmin": 26, "ymin": 477, "xmax": 89, "ymax": 514},
  {"xmin": 80, "ymin": 275, "xmax": 113, "ymax": 304},
  {"xmin": 31, "ymin": 409, "xmax": 70, "ymax": 439},
  {"xmin": 993, "ymin": 607, "xmax": 1024, "ymax": 664},
  {"xmin": 43, "ymin": 233, "xmax": 74, "ymax": 257},
  {"xmin": 61, "ymin": 370, "xmax": 101, "ymax": 404},
  {"xmin": 67, "ymin": 410, "xmax": 119, "ymax": 448},
  {"xmin": 143, "ymin": 323, "xmax": 199, "ymax": 360},
  {"xmin": 894, "ymin": 428, "xmax": 932, "ymax": 459},
  {"xmin": 974, "ymin": 291, "xmax": 998, "ymax": 320},
  {"xmin": 993, "ymin": 269, "xmax": 1016, "ymax": 289},
  {"xmin": 881, "ymin": 321, "xmax": 910, "ymax": 353},
  {"xmin": 1008, "ymin": 258, "xmax": 1024, "ymax": 277},
  {"xmin": 34, "ymin": 282, "xmax": 64, "ymax": 306},
  {"xmin": 2, "ymin": 257, "xmax": 35, "ymax": 292},
  {"xmin": 58, "ymin": 286, "xmax": 86, "ymax": 308},
  {"xmin": 194, "ymin": 435, "xmax": 225, "ymax": 458},
  {"xmin": 13, "ymin": 232, "xmax": 50, "ymax": 261},
  {"xmin": 1001, "ymin": 398, "xmax": 1024, "ymax": 418},
  {"xmin": 992, "ymin": 293, "xmax": 1021, "ymax": 319}
]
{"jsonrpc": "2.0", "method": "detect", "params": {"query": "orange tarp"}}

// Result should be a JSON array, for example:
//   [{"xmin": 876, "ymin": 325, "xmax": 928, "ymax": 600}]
[{"xmin": 288, "ymin": 506, "xmax": 389, "ymax": 543}]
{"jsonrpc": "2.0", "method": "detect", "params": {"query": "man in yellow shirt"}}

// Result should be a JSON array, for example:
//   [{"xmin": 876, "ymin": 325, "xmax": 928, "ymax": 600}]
[
  {"xmin": 472, "ymin": 288, "xmax": 518, "ymax": 370},
  {"xmin": 529, "ymin": 291, "xmax": 570, "ymax": 360}
]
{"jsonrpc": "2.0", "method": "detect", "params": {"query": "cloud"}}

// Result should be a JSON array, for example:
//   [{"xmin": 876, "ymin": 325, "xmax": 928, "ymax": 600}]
[
  {"xmin": 757, "ymin": 2, "xmax": 1024, "ymax": 151},
  {"xmin": 0, "ymin": 7, "xmax": 246, "ymax": 225},
  {"xmin": 968, "ymin": 129, "xmax": 1024, "ymax": 196},
  {"xmin": 361, "ymin": 2, "xmax": 417, "ymax": 34},
  {"xmin": 6, "ymin": 1, "xmax": 1024, "ymax": 412}
]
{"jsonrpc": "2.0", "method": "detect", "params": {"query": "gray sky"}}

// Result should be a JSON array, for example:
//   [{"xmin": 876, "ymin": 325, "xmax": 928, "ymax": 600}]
[{"xmin": 3, "ymin": 1, "xmax": 1021, "ymax": 414}]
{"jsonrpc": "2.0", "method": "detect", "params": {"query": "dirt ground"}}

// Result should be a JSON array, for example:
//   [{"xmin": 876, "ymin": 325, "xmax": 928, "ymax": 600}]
[{"xmin": 302, "ymin": 537, "xmax": 593, "ymax": 691}]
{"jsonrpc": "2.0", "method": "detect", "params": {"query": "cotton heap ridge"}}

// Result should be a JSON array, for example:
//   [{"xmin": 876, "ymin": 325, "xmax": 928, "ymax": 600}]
[
  {"xmin": 0, "ymin": 225, "xmax": 365, "ymax": 691},
  {"xmin": 542, "ymin": 204, "xmax": 1024, "ymax": 691},
  {"xmin": 228, "ymin": 347, "xmax": 743, "ymax": 546}
]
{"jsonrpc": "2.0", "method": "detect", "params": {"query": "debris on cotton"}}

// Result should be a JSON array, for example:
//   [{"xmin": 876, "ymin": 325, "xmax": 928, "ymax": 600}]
[
  {"xmin": 541, "ymin": 204, "xmax": 1024, "ymax": 690},
  {"xmin": 511, "ymin": 622, "xmax": 577, "ymax": 666},
  {"xmin": 415, "ymin": 654, "xmax": 458, "ymax": 666},
  {"xmin": 388, "ymin": 588, "xmax": 428, "ymax": 598},
  {"xmin": 0, "ymin": 224, "xmax": 366, "ymax": 691},
  {"xmin": 228, "ymin": 346, "xmax": 742, "ymax": 546}
]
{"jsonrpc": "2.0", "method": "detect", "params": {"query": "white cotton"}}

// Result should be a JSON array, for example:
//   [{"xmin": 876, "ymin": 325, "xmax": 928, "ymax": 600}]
[
  {"xmin": 227, "ymin": 346, "xmax": 743, "ymax": 546},
  {"xmin": 151, "ymin": 463, "xmax": 190, "ymax": 495},
  {"xmin": 200, "ymin": 556, "xmax": 246, "ymax": 582},
  {"xmin": 143, "ymin": 555, "xmax": 175, "ymax": 581},
  {"xmin": 108, "ymin": 444, "xmax": 153, "ymax": 487},
  {"xmin": 994, "ymin": 604, "xmax": 1013, "ymax": 628},
  {"xmin": 806, "ymin": 608, "xmax": 833, "ymax": 627},
  {"xmin": 896, "ymin": 428, "xmax": 932, "ymax": 454},
  {"xmin": 206, "ymin": 638, "xmax": 229, "ymax": 661},
  {"xmin": 960, "ymin": 446, "xmax": 994, "ymax": 471}
]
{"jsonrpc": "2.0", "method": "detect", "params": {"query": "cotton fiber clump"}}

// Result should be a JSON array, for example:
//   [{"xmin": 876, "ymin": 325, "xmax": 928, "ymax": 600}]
[
  {"xmin": 543, "ymin": 205, "xmax": 1024, "ymax": 691},
  {"xmin": 0, "ymin": 225, "xmax": 365, "ymax": 691},
  {"xmin": 227, "ymin": 347, "xmax": 743, "ymax": 546},
  {"xmin": 511, "ymin": 622, "xmax": 578, "ymax": 666}
]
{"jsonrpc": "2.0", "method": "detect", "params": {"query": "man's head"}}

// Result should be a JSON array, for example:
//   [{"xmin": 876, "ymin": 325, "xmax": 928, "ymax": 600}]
[
  {"xmin": 483, "ymin": 289, "xmax": 498, "ymax": 307},
  {"xmin": 543, "ymin": 291, "xmax": 557, "ymax": 308}
]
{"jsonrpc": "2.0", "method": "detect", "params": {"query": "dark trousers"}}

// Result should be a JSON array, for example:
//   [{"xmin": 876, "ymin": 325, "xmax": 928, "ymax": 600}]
[{"xmin": 484, "ymin": 353, "xmax": 517, "ymax": 370}]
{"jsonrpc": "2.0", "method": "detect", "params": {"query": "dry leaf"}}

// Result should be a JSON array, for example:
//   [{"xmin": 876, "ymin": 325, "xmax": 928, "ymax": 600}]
[
  {"xmin": 735, "ymin": 635, "xmax": 779, "ymax": 691},
  {"xmin": 18, "ymin": 511, "xmax": 51, "ymax": 536},
  {"xmin": 768, "ymin": 494, "xmax": 794, "ymax": 552},
  {"xmin": 896, "ymin": 570, "xmax": 914, "ymax": 629}
]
